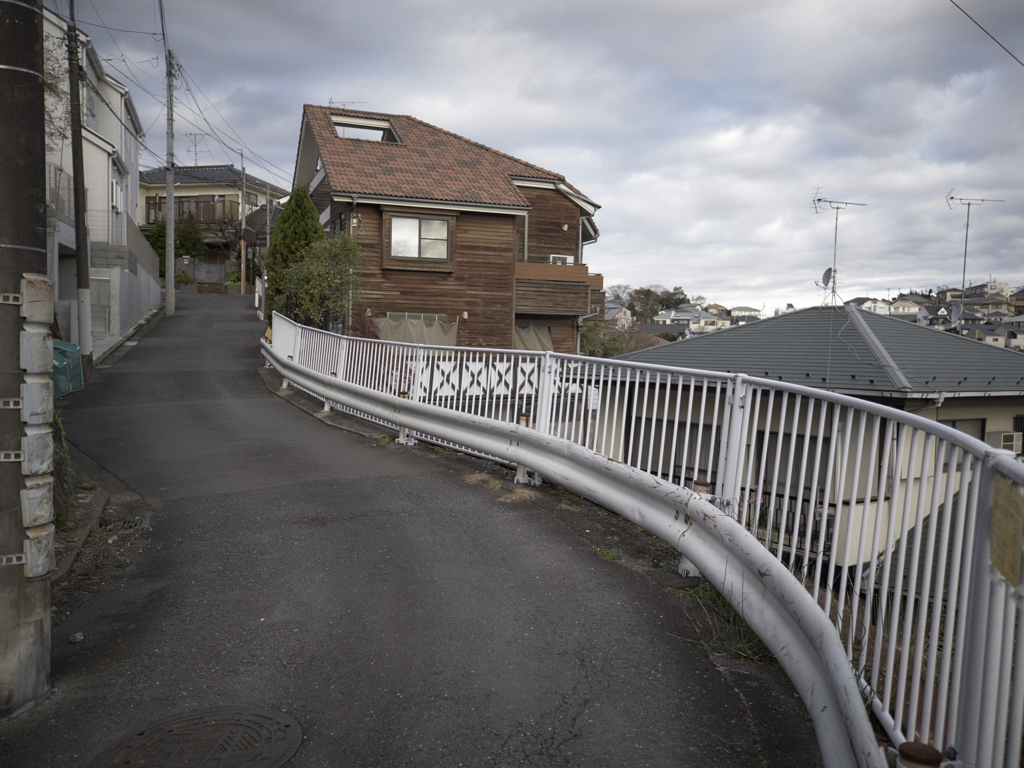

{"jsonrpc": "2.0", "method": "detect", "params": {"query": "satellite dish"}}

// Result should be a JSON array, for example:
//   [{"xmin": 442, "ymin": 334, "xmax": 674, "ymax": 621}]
[
  {"xmin": 821, "ymin": 268, "xmax": 832, "ymax": 288},
  {"xmin": 950, "ymin": 304, "xmax": 962, "ymax": 323}
]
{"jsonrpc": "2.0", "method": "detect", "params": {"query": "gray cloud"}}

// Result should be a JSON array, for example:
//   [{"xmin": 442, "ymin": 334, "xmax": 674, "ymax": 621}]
[{"xmin": 59, "ymin": 0, "xmax": 1024, "ymax": 311}]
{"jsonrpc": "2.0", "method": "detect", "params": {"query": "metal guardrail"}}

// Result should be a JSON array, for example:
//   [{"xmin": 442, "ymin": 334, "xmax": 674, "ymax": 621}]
[{"xmin": 263, "ymin": 312, "xmax": 1024, "ymax": 768}]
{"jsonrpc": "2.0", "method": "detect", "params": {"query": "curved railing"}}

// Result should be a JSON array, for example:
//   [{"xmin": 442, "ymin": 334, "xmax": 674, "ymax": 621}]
[{"xmin": 263, "ymin": 312, "xmax": 1024, "ymax": 768}]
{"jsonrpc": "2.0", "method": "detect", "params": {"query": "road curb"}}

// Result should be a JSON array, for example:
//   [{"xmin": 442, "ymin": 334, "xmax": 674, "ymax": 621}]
[
  {"xmin": 94, "ymin": 303, "xmax": 165, "ymax": 366},
  {"xmin": 50, "ymin": 486, "xmax": 107, "ymax": 589},
  {"xmin": 257, "ymin": 364, "xmax": 394, "ymax": 441}
]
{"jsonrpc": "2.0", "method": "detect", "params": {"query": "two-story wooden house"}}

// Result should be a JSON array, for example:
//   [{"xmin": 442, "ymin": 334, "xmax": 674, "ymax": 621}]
[
  {"xmin": 139, "ymin": 165, "xmax": 288, "ymax": 270},
  {"xmin": 291, "ymin": 105, "xmax": 603, "ymax": 352}
]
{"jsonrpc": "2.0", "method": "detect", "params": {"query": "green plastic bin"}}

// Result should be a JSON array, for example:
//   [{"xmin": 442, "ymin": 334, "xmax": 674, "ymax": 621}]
[{"xmin": 52, "ymin": 339, "xmax": 84, "ymax": 397}]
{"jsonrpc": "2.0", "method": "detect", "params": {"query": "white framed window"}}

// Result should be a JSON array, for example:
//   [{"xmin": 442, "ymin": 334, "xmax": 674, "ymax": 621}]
[{"xmin": 390, "ymin": 216, "xmax": 449, "ymax": 261}]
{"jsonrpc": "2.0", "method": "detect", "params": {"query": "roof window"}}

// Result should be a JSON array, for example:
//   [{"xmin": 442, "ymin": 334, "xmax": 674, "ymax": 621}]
[{"xmin": 331, "ymin": 115, "xmax": 399, "ymax": 143}]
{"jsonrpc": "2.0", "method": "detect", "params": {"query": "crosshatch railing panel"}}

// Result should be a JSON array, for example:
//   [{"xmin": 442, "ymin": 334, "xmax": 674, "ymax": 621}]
[{"xmin": 268, "ymin": 313, "xmax": 1024, "ymax": 767}]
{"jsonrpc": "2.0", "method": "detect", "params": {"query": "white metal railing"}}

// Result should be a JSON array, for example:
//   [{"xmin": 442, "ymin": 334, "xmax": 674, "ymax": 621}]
[{"xmin": 264, "ymin": 313, "xmax": 1024, "ymax": 768}]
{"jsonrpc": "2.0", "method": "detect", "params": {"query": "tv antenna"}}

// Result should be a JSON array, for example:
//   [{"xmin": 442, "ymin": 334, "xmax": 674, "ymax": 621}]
[
  {"xmin": 182, "ymin": 132, "xmax": 210, "ymax": 166},
  {"xmin": 329, "ymin": 101, "xmax": 368, "ymax": 137},
  {"xmin": 329, "ymin": 100, "xmax": 366, "ymax": 110},
  {"xmin": 946, "ymin": 190, "xmax": 1004, "ymax": 334},
  {"xmin": 811, "ymin": 191, "xmax": 867, "ymax": 304}
]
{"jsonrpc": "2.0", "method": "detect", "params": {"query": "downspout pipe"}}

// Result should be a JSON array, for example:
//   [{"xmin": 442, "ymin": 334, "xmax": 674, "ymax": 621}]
[{"xmin": 348, "ymin": 195, "xmax": 358, "ymax": 331}]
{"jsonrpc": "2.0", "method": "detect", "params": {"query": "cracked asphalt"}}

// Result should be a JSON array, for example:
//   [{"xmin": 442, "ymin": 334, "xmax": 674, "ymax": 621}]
[{"xmin": 0, "ymin": 294, "xmax": 821, "ymax": 766}]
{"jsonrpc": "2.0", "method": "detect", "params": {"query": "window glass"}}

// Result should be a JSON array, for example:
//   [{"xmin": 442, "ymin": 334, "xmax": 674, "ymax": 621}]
[
  {"xmin": 420, "ymin": 239, "xmax": 447, "ymax": 260},
  {"xmin": 421, "ymin": 219, "xmax": 447, "ymax": 240},
  {"xmin": 391, "ymin": 217, "xmax": 419, "ymax": 258},
  {"xmin": 390, "ymin": 216, "xmax": 449, "ymax": 260}
]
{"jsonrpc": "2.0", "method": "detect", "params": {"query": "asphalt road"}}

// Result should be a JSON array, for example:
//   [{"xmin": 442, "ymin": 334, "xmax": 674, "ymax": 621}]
[{"xmin": 0, "ymin": 294, "xmax": 821, "ymax": 767}]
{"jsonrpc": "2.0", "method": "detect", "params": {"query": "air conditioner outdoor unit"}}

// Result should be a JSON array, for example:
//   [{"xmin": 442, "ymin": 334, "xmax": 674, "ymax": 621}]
[{"xmin": 549, "ymin": 255, "xmax": 572, "ymax": 265}]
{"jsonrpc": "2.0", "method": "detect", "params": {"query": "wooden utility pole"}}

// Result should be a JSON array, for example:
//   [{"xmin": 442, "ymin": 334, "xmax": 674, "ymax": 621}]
[
  {"xmin": 0, "ymin": 0, "xmax": 55, "ymax": 716},
  {"xmin": 67, "ymin": 0, "xmax": 93, "ymax": 380}
]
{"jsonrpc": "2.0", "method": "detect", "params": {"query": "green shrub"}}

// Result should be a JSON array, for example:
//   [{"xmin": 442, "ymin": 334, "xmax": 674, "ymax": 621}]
[
  {"xmin": 225, "ymin": 268, "xmax": 241, "ymax": 284},
  {"xmin": 175, "ymin": 269, "xmax": 195, "ymax": 285}
]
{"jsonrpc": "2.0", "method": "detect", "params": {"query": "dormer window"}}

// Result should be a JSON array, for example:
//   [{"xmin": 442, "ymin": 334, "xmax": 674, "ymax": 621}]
[{"xmin": 332, "ymin": 115, "xmax": 399, "ymax": 143}]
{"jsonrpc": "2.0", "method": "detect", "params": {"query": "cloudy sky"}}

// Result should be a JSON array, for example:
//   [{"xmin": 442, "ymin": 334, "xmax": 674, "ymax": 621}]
[{"xmin": 52, "ymin": 0, "xmax": 1024, "ymax": 313}]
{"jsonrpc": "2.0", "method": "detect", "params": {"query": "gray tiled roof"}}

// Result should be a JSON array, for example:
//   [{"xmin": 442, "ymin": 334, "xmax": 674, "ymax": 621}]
[
  {"xmin": 617, "ymin": 305, "xmax": 1024, "ymax": 397},
  {"xmin": 140, "ymin": 165, "xmax": 288, "ymax": 197}
]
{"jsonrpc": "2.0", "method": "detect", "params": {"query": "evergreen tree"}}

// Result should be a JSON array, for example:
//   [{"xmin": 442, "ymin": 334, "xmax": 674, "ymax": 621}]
[{"xmin": 265, "ymin": 185, "xmax": 324, "ymax": 319}]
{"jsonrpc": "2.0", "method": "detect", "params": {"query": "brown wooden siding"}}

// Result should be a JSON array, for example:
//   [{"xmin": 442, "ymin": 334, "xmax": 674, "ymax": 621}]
[
  {"xmin": 520, "ymin": 187, "xmax": 580, "ymax": 263},
  {"xmin": 516, "ymin": 262, "xmax": 590, "ymax": 283},
  {"xmin": 351, "ymin": 204, "xmax": 516, "ymax": 349},
  {"xmin": 515, "ymin": 279, "xmax": 590, "ymax": 316}
]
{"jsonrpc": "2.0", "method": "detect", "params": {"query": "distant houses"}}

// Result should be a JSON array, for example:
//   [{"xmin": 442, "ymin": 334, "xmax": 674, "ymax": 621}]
[{"xmin": 618, "ymin": 304, "xmax": 1024, "ymax": 455}]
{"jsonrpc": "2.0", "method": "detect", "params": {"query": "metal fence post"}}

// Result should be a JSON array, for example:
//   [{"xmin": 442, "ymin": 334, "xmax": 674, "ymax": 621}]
[
  {"xmin": 717, "ymin": 374, "xmax": 747, "ymax": 517},
  {"xmin": 534, "ymin": 351, "xmax": 555, "ymax": 435},
  {"xmin": 951, "ymin": 451, "xmax": 1011, "ymax": 767},
  {"xmin": 411, "ymin": 344, "xmax": 424, "ymax": 403}
]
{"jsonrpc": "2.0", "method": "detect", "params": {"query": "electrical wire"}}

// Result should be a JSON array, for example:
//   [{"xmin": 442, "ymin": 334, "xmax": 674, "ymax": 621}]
[
  {"xmin": 48, "ymin": 1, "xmax": 290, "ymax": 188},
  {"xmin": 946, "ymin": 0, "xmax": 1024, "ymax": 70},
  {"xmin": 71, "ymin": 18, "xmax": 162, "ymax": 38},
  {"xmin": 175, "ymin": 63, "xmax": 292, "ymax": 184}
]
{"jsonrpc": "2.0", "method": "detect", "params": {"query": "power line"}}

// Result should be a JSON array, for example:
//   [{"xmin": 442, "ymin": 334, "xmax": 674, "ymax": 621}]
[
  {"xmin": 54, "ymin": 2, "xmax": 291, "ymax": 188},
  {"xmin": 69, "ymin": 18, "xmax": 162, "ymax": 38},
  {"xmin": 175, "ymin": 63, "xmax": 292, "ymax": 185},
  {"xmin": 946, "ymin": 0, "xmax": 1024, "ymax": 70}
]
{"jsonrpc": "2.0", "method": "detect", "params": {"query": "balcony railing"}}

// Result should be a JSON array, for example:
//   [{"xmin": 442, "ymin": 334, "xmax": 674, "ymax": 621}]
[
  {"xmin": 46, "ymin": 163, "xmax": 78, "ymax": 221},
  {"xmin": 145, "ymin": 198, "xmax": 239, "ymax": 225}
]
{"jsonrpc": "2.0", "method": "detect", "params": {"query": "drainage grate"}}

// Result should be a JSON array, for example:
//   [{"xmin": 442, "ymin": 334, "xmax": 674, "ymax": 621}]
[
  {"xmin": 119, "ymin": 513, "xmax": 152, "ymax": 533},
  {"xmin": 87, "ymin": 708, "xmax": 301, "ymax": 768}
]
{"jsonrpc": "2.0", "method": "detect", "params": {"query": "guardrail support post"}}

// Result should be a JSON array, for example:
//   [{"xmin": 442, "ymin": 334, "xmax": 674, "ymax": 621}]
[
  {"xmin": 396, "ymin": 392, "xmax": 417, "ymax": 445},
  {"xmin": 514, "ymin": 412, "xmax": 541, "ymax": 485}
]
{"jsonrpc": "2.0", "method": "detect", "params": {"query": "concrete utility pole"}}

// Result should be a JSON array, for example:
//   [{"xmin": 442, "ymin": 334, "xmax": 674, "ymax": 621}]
[
  {"xmin": 158, "ymin": 0, "xmax": 174, "ymax": 314},
  {"xmin": 0, "ymin": 0, "xmax": 57, "ymax": 716},
  {"xmin": 67, "ymin": 0, "xmax": 93, "ymax": 380}
]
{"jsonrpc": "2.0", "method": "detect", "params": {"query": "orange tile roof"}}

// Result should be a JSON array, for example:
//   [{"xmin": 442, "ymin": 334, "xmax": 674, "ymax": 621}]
[{"xmin": 304, "ymin": 105, "xmax": 592, "ymax": 209}]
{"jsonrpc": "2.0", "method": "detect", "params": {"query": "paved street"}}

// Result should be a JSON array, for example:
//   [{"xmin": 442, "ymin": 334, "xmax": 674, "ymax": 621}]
[{"xmin": 0, "ymin": 294, "xmax": 820, "ymax": 767}]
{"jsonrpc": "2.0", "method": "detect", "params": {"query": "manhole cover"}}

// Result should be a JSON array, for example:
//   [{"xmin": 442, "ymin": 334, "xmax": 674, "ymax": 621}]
[{"xmin": 87, "ymin": 708, "xmax": 301, "ymax": 768}]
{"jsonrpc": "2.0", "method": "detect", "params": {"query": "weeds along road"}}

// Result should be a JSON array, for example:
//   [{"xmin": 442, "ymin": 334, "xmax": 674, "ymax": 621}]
[{"xmin": 0, "ymin": 294, "xmax": 820, "ymax": 767}]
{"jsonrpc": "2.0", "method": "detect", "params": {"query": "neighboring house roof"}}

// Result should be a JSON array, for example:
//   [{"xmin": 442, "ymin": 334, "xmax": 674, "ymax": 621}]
[
  {"xmin": 730, "ymin": 306, "xmax": 760, "ymax": 314},
  {"xmin": 302, "ymin": 105, "xmax": 597, "ymax": 211},
  {"xmin": 846, "ymin": 297, "xmax": 889, "ymax": 306},
  {"xmin": 605, "ymin": 306, "xmax": 627, "ymax": 321},
  {"xmin": 617, "ymin": 305, "xmax": 1024, "ymax": 398},
  {"xmin": 140, "ymin": 164, "xmax": 289, "ymax": 197},
  {"xmin": 244, "ymin": 203, "xmax": 282, "ymax": 233}
]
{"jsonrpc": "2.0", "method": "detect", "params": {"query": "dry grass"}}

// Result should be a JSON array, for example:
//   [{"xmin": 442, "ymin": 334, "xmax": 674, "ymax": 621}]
[
  {"xmin": 497, "ymin": 487, "xmax": 537, "ymax": 503},
  {"xmin": 463, "ymin": 473, "xmax": 503, "ymax": 491}
]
